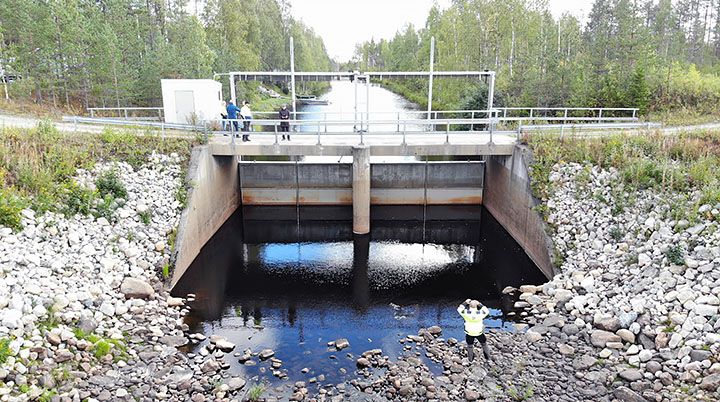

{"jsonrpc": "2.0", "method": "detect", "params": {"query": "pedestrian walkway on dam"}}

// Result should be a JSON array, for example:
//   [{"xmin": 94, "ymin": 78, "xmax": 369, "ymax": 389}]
[{"xmin": 209, "ymin": 131, "xmax": 518, "ymax": 156}]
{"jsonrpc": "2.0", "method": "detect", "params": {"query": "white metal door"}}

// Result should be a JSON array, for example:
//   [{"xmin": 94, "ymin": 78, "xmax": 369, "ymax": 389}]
[{"xmin": 174, "ymin": 90, "xmax": 195, "ymax": 124}]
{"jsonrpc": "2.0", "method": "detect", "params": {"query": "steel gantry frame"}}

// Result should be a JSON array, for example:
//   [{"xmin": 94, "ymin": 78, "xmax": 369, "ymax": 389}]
[{"xmin": 213, "ymin": 36, "xmax": 496, "ymax": 126}]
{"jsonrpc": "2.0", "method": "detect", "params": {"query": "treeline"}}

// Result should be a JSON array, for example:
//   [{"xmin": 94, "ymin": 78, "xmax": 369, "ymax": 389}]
[
  {"xmin": 347, "ymin": 0, "xmax": 720, "ymax": 115},
  {"xmin": 0, "ymin": 0, "xmax": 332, "ymax": 108}
]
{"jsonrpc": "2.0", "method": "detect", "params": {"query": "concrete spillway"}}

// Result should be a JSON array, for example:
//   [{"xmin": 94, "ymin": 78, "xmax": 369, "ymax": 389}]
[{"xmin": 170, "ymin": 144, "xmax": 555, "ymax": 289}]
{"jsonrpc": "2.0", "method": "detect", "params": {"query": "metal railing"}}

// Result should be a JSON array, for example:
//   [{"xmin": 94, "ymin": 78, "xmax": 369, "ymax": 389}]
[{"xmin": 88, "ymin": 107, "xmax": 164, "ymax": 121}]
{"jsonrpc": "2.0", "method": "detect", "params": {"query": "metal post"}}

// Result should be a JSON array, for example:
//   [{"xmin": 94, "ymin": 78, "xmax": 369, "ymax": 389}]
[
  {"xmin": 90, "ymin": 109, "xmax": 94, "ymax": 118},
  {"xmin": 598, "ymin": 108, "xmax": 603, "ymax": 124},
  {"xmin": 487, "ymin": 72, "xmax": 495, "ymax": 110},
  {"xmin": 397, "ymin": 112, "xmax": 400, "ymax": 132},
  {"xmin": 427, "ymin": 36, "xmax": 435, "ymax": 123},
  {"xmin": 124, "ymin": 109, "xmax": 128, "ymax": 119},
  {"xmin": 354, "ymin": 73, "xmax": 358, "ymax": 131},
  {"xmin": 365, "ymin": 75, "xmax": 370, "ymax": 133},
  {"xmin": 352, "ymin": 146, "xmax": 370, "ymax": 235},
  {"xmin": 274, "ymin": 123, "xmax": 278, "ymax": 144},
  {"xmin": 324, "ymin": 112, "xmax": 327, "ymax": 133},
  {"xmin": 229, "ymin": 74, "xmax": 236, "ymax": 104},
  {"xmin": 290, "ymin": 37, "xmax": 297, "ymax": 123}
]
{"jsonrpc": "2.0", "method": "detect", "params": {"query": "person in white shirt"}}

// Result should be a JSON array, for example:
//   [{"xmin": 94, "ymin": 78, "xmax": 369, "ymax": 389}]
[
  {"xmin": 240, "ymin": 101, "xmax": 253, "ymax": 142},
  {"xmin": 457, "ymin": 299, "xmax": 491, "ymax": 362}
]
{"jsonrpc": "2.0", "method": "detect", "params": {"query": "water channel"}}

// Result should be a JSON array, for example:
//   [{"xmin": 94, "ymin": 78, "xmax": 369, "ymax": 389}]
[{"xmin": 172, "ymin": 82, "xmax": 547, "ymax": 391}]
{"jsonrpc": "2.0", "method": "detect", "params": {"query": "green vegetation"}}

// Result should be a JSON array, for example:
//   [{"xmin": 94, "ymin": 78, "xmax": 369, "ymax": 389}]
[
  {"xmin": 0, "ymin": 123, "xmax": 197, "ymax": 231},
  {"xmin": 0, "ymin": 337, "xmax": 11, "ymax": 364},
  {"xmin": 527, "ymin": 131, "xmax": 720, "ymax": 222},
  {"xmin": 507, "ymin": 384, "xmax": 535, "ymax": 401},
  {"xmin": 0, "ymin": 0, "xmax": 331, "ymax": 109},
  {"xmin": 139, "ymin": 209, "xmax": 152, "ymax": 225},
  {"xmin": 347, "ymin": 0, "xmax": 720, "ymax": 117},
  {"xmin": 74, "ymin": 328, "xmax": 129, "ymax": 361},
  {"xmin": 247, "ymin": 384, "xmax": 266, "ymax": 402},
  {"xmin": 665, "ymin": 244, "xmax": 685, "ymax": 266},
  {"xmin": 162, "ymin": 263, "xmax": 171, "ymax": 279}
]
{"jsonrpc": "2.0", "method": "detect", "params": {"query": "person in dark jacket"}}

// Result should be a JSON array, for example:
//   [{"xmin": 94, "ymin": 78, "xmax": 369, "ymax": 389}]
[
  {"xmin": 279, "ymin": 104, "xmax": 291, "ymax": 140},
  {"xmin": 226, "ymin": 101, "xmax": 241, "ymax": 135}
]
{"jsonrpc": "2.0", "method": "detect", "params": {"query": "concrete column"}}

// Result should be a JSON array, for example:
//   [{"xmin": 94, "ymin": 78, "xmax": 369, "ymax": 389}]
[{"xmin": 352, "ymin": 146, "xmax": 370, "ymax": 234}]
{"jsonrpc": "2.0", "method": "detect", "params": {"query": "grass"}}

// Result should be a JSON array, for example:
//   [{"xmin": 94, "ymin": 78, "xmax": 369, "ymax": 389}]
[
  {"xmin": 665, "ymin": 244, "xmax": 685, "ymax": 265},
  {"xmin": 73, "ymin": 328, "xmax": 129, "ymax": 361},
  {"xmin": 247, "ymin": 384, "xmax": 266, "ymax": 402},
  {"xmin": 506, "ymin": 384, "xmax": 534, "ymax": 401},
  {"xmin": 0, "ymin": 122, "xmax": 198, "ymax": 231},
  {"xmin": 139, "ymin": 209, "xmax": 152, "ymax": 225},
  {"xmin": 526, "ymin": 130, "xmax": 720, "ymax": 223},
  {"xmin": 162, "ymin": 263, "xmax": 170, "ymax": 279},
  {"xmin": 0, "ymin": 337, "xmax": 11, "ymax": 364}
]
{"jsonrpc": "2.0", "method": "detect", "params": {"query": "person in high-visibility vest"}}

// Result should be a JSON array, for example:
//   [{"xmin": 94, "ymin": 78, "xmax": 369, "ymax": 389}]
[{"xmin": 458, "ymin": 299, "xmax": 492, "ymax": 362}]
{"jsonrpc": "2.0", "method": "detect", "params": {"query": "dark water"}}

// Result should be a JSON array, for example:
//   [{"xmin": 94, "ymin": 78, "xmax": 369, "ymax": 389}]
[{"xmin": 173, "ymin": 206, "xmax": 546, "ymax": 387}]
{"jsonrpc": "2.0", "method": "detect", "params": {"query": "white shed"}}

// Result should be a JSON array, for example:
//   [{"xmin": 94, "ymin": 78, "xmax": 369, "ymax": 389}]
[{"xmin": 161, "ymin": 79, "xmax": 223, "ymax": 124}]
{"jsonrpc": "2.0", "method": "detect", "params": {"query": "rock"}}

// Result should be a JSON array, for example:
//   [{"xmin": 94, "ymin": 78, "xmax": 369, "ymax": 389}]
[
  {"xmin": 700, "ymin": 373, "xmax": 720, "ymax": 391},
  {"xmin": 690, "ymin": 349, "xmax": 712, "ymax": 362},
  {"xmin": 694, "ymin": 304, "xmax": 718, "ymax": 317},
  {"xmin": 259, "ymin": 349, "xmax": 275, "ymax": 359},
  {"xmin": 161, "ymin": 335, "xmax": 188, "ymax": 348},
  {"xmin": 46, "ymin": 332, "xmax": 62, "ymax": 346},
  {"xmin": 226, "ymin": 377, "xmax": 246, "ymax": 391},
  {"xmin": 619, "ymin": 369, "xmax": 643, "ymax": 382},
  {"xmin": 215, "ymin": 339, "xmax": 236, "ymax": 352},
  {"xmin": 613, "ymin": 386, "xmax": 648, "ymax": 402},
  {"xmin": 55, "ymin": 349, "xmax": 74, "ymax": 363},
  {"xmin": 120, "ymin": 277, "xmax": 155, "ymax": 299},
  {"xmin": 356, "ymin": 357, "xmax": 371, "ymax": 368},
  {"xmin": 572, "ymin": 355, "xmax": 597, "ymax": 370},
  {"xmin": 334, "ymin": 338, "xmax": 349, "ymax": 350},
  {"xmin": 638, "ymin": 349, "xmax": 653, "ymax": 362},
  {"xmin": 166, "ymin": 297, "xmax": 184, "ymax": 307},
  {"xmin": 99, "ymin": 302, "xmax": 115, "ymax": 316},
  {"xmin": 200, "ymin": 359, "xmax": 220, "ymax": 373},
  {"xmin": 1, "ymin": 309, "xmax": 22, "ymax": 329},
  {"xmin": 558, "ymin": 344, "xmax": 575, "ymax": 356},
  {"xmin": 590, "ymin": 330, "xmax": 622, "ymax": 348},
  {"xmin": 427, "ymin": 325, "xmax": 442, "ymax": 335},
  {"xmin": 595, "ymin": 317, "xmax": 621, "ymax": 332},
  {"xmin": 166, "ymin": 370, "xmax": 193, "ymax": 384},
  {"xmin": 525, "ymin": 330, "xmax": 542, "ymax": 342},
  {"xmin": 645, "ymin": 361, "xmax": 662, "ymax": 374},
  {"xmin": 464, "ymin": 389, "xmax": 480, "ymax": 401},
  {"xmin": 617, "ymin": 329, "xmax": 635, "ymax": 343}
]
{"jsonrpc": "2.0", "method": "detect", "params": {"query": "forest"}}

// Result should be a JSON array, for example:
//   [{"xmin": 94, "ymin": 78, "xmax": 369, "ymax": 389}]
[
  {"xmin": 0, "ymin": 0, "xmax": 332, "ymax": 109},
  {"xmin": 348, "ymin": 0, "xmax": 720, "ymax": 117}
]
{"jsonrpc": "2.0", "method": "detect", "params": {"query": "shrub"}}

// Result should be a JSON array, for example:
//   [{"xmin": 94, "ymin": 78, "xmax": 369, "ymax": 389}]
[
  {"xmin": 93, "ymin": 340, "xmax": 112, "ymax": 359},
  {"xmin": 666, "ymin": 244, "xmax": 685, "ymax": 266},
  {"xmin": 63, "ymin": 182, "xmax": 96, "ymax": 216},
  {"xmin": 0, "ymin": 188, "xmax": 28, "ymax": 231},
  {"xmin": 139, "ymin": 209, "xmax": 152, "ymax": 225},
  {"xmin": 248, "ymin": 384, "xmax": 265, "ymax": 402},
  {"xmin": 95, "ymin": 170, "xmax": 127, "ymax": 199},
  {"xmin": 0, "ymin": 337, "xmax": 11, "ymax": 364},
  {"xmin": 609, "ymin": 226, "xmax": 624, "ymax": 241}
]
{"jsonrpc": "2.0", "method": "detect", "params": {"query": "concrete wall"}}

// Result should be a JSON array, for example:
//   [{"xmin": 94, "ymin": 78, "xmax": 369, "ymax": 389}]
[
  {"xmin": 239, "ymin": 161, "xmax": 483, "ymax": 206},
  {"xmin": 483, "ymin": 145, "xmax": 555, "ymax": 279},
  {"xmin": 171, "ymin": 146, "xmax": 240, "ymax": 288}
]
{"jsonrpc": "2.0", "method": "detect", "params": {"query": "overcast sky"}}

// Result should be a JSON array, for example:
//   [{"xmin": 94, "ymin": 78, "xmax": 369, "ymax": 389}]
[{"xmin": 290, "ymin": 0, "xmax": 595, "ymax": 61}]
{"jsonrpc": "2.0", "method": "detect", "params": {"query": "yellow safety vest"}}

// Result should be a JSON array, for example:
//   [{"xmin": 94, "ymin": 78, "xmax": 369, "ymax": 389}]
[{"xmin": 458, "ymin": 305, "xmax": 489, "ymax": 336}]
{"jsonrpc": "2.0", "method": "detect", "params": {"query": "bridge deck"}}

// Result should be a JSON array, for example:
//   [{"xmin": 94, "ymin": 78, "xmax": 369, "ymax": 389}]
[{"xmin": 209, "ymin": 131, "xmax": 517, "ymax": 156}]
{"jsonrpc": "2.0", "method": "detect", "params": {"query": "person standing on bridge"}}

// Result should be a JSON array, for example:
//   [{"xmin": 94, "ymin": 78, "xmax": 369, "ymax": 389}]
[
  {"xmin": 226, "ymin": 100, "xmax": 241, "ymax": 135},
  {"xmin": 458, "ymin": 299, "xmax": 492, "ymax": 363},
  {"xmin": 241, "ymin": 101, "xmax": 253, "ymax": 142},
  {"xmin": 279, "ymin": 104, "xmax": 291, "ymax": 140}
]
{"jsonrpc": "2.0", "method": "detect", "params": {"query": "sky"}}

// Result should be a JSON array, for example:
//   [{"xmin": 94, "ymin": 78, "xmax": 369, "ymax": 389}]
[{"xmin": 290, "ymin": 0, "xmax": 595, "ymax": 61}]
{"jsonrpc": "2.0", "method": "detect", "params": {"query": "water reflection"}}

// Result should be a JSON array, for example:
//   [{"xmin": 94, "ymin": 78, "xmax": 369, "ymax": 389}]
[{"xmin": 173, "ymin": 206, "xmax": 546, "ymax": 386}]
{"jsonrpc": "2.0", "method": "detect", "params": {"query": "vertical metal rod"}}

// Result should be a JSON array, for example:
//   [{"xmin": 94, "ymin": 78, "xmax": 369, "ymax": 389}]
[
  {"xmin": 427, "ymin": 36, "xmax": 435, "ymax": 122},
  {"xmin": 90, "ymin": 109, "xmax": 94, "ymax": 118},
  {"xmin": 274, "ymin": 123, "xmax": 278, "ymax": 144},
  {"xmin": 124, "ymin": 109, "xmax": 128, "ymax": 119},
  {"xmin": 354, "ymin": 74, "xmax": 358, "ymax": 131},
  {"xmin": 487, "ymin": 72, "xmax": 495, "ymax": 110},
  {"xmin": 397, "ymin": 112, "xmax": 400, "ymax": 132},
  {"xmin": 598, "ymin": 108, "xmax": 603, "ymax": 124},
  {"xmin": 290, "ymin": 37, "xmax": 297, "ymax": 123},
  {"xmin": 324, "ymin": 112, "xmax": 327, "ymax": 133},
  {"xmin": 229, "ymin": 74, "xmax": 236, "ymax": 104},
  {"xmin": 365, "ymin": 75, "xmax": 370, "ymax": 132}
]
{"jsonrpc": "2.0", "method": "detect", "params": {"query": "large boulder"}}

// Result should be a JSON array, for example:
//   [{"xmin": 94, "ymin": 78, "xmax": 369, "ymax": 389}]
[{"xmin": 120, "ymin": 277, "xmax": 155, "ymax": 299}]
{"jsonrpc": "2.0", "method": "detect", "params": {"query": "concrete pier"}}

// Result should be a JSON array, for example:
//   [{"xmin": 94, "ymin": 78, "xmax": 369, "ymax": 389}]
[{"xmin": 352, "ymin": 146, "xmax": 371, "ymax": 234}]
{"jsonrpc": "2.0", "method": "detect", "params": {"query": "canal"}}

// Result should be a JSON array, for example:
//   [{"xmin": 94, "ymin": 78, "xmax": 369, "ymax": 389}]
[{"xmin": 172, "ymin": 82, "xmax": 547, "ymax": 395}]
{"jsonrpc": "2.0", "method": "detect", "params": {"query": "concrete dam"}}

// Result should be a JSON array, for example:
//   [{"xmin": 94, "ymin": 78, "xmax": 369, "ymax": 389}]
[{"xmin": 170, "ymin": 142, "xmax": 556, "ymax": 288}]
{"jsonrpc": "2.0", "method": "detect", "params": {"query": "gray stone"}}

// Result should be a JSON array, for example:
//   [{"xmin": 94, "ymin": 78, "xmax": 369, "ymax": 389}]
[
  {"xmin": 619, "ymin": 369, "xmax": 643, "ymax": 382},
  {"xmin": 591, "ymin": 330, "xmax": 622, "ymax": 348},
  {"xmin": 700, "ymin": 373, "xmax": 720, "ymax": 391},
  {"xmin": 120, "ymin": 277, "xmax": 155, "ymax": 299},
  {"xmin": 595, "ymin": 317, "xmax": 621, "ymax": 332},
  {"xmin": 690, "ymin": 349, "xmax": 712, "ymax": 362},
  {"xmin": 645, "ymin": 361, "xmax": 662, "ymax": 374},
  {"xmin": 215, "ymin": 339, "xmax": 235, "ymax": 352},
  {"xmin": 226, "ymin": 377, "xmax": 246, "ymax": 391},
  {"xmin": 259, "ymin": 349, "xmax": 275, "ymax": 359},
  {"xmin": 613, "ymin": 386, "xmax": 648, "ymax": 402},
  {"xmin": 356, "ymin": 357, "xmax": 371, "ymax": 368},
  {"xmin": 464, "ymin": 389, "xmax": 480, "ymax": 401},
  {"xmin": 617, "ymin": 329, "xmax": 635, "ymax": 343},
  {"xmin": 572, "ymin": 355, "xmax": 597, "ymax": 370},
  {"xmin": 54, "ymin": 349, "xmax": 74, "ymax": 363},
  {"xmin": 334, "ymin": 338, "xmax": 350, "ymax": 350},
  {"xmin": 161, "ymin": 335, "xmax": 188, "ymax": 348}
]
